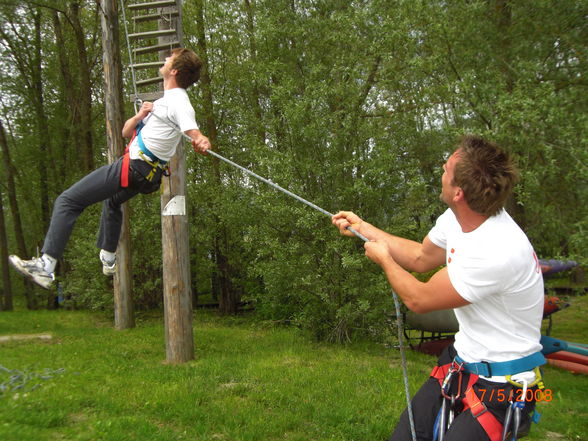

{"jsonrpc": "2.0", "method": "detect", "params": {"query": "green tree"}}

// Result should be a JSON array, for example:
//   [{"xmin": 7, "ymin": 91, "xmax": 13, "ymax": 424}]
[{"xmin": 0, "ymin": 0, "xmax": 585, "ymax": 341}]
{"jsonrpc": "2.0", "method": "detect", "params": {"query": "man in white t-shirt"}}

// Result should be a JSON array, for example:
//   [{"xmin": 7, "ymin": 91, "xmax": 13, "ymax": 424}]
[
  {"xmin": 10, "ymin": 48, "xmax": 210, "ymax": 288},
  {"xmin": 333, "ymin": 135, "xmax": 545, "ymax": 441}
]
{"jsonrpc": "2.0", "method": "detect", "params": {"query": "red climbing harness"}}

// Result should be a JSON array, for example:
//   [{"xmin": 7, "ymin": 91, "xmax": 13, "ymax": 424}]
[
  {"xmin": 120, "ymin": 124, "xmax": 140, "ymax": 188},
  {"xmin": 121, "ymin": 151, "xmax": 131, "ymax": 188},
  {"xmin": 120, "ymin": 122, "xmax": 169, "ymax": 188},
  {"xmin": 430, "ymin": 362, "xmax": 504, "ymax": 441}
]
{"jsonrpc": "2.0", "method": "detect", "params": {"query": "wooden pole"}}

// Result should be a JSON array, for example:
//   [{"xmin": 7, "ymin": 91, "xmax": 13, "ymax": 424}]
[
  {"xmin": 161, "ymin": 141, "xmax": 194, "ymax": 363},
  {"xmin": 100, "ymin": 0, "xmax": 134, "ymax": 329},
  {"xmin": 160, "ymin": 1, "xmax": 194, "ymax": 363}
]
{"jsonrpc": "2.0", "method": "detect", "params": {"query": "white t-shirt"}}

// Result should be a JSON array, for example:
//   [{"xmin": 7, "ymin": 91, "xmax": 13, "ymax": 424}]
[
  {"xmin": 129, "ymin": 88, "xmax": 198, "ymax": 162},
  {"xmin": 428, "ymin": 209, "xmax": 544, "ymax": 366}
]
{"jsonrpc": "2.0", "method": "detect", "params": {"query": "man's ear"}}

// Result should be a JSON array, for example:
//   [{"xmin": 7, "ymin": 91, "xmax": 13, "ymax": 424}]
[{"xmin": 453, "ymin": 187, "xmax": 465, "ymax": 203}]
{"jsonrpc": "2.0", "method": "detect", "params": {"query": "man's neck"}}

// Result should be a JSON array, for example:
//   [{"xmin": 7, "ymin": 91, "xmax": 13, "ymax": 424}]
[
  {"xmin": 163, "ymin": 76, "xmax": 180, "ymax": 90},
  {"xmin": 452, "ymin": 205, "xmax": 489, "ymax": 233}
]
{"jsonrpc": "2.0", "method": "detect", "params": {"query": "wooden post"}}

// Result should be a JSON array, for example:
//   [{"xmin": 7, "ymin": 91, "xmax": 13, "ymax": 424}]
[
  {"xmin": 161, "ymin": 141, "xmax": 194, "ymax": 363},
  {"xmin": 160, "ymin": 1, "xmax": 194, "ymax": 363},
  {"xmin": 100, "ymin": 0, "xmax": 134, "ymax": 329}
]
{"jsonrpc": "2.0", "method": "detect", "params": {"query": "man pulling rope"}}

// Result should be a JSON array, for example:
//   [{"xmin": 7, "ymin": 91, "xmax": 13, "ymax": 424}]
[{"xmin": 332, "ymin": 136, "xmax": 545, "ymax": 441}]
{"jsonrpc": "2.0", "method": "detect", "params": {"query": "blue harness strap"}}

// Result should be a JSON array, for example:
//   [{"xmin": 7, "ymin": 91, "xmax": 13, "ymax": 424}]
[
  {"xmin": 455, "ymin": 351, "xmax": 546, "ymax": 377},
  {"xmin": 136, "ymin": 130, "xmax": 168, "ymax": 165}
]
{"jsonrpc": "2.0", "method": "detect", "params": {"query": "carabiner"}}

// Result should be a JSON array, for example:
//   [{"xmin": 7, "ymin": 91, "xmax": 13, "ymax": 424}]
[
  {"xmin": 133, "ymin": 97, "xmax": 143, "ymax": 114},
  {"xmin": 510, "ymin": 378, "xmax": 528, "ymax": 441},
  {"xmin": 501, "ymin": 401, "xmax": 513, "ymax": 441},
  {"xmin": 438, "ymin": 397, "xmax": 448, "ymax": 441}
]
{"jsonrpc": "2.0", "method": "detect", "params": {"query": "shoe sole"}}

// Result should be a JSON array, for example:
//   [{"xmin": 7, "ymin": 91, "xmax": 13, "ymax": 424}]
[
  {"xmin": 102, "ymin": 264, "xmax": 116, "ymax": 276},
  {"xmin": 9, "ymin": 255, "xmax": 53, "ymax": 290}
]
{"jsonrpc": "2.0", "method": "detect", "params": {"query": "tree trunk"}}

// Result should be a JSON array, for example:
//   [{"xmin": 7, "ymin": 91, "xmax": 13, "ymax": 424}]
[
  {"xmin": 51, "ymin": 10, "xmax": 77, "ymax": 181},
  {"xmin": 69, "ymin": 1, "xmax": 95, "ymax": 172},
  {"xmin": 214, "ymin": 232, "xmax": 237, "ymax": 314},
  {"xmin": 495, "ymin": 0, "xmax": 514, "ymax": 93},
  {"xmin": 494, "ymin": 0, "xmax": 520, "ymax": 220},
  {"xmin": 100, "ymin": 0, "xmax": 134, "ymax": 329},
  {"xmin": 0, "ymin": 119, "xmax": 35, "ymax": 309},
  {"xmin": 194, "ymin": 0, "xmax": 238, "ymax": 315},
  {"xmin": 243, "ymin": 0, "xmax": 266, "ymax": 144},
  {"xmin": 30, "ymin": 9, "xmax": 52, "ymax": 233},
  {"xmin": 28, "ymin": 12, "xmax": 57, "ymax": 308},
  {"xmin": 0, "ymin": 190, "xmax": 12, "ymax": 311}
]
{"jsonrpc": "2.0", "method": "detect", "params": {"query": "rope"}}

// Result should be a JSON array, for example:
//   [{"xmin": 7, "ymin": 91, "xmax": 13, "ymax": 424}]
[
  {"xmin": 392, "ymin": 295, "xmax": 418, "ymax": 441},
  {"xmin": 0, "ymin": 364, "xmax": 66, "ymax": 397},
  {"xmin": 120, "ymin": 2, "xmax": 139, "ymax": 112}
]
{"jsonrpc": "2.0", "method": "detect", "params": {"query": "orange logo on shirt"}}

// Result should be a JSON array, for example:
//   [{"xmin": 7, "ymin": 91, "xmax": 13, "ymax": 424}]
[{"xmin": 532, "ymin": 251, "xmax": 540, "ymax": 273}]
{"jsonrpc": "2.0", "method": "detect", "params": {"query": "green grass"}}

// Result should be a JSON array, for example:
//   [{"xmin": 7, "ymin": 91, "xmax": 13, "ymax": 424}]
[{"xmin": 1, "ymin": 297, "xmax": 587, "ymax": 441}]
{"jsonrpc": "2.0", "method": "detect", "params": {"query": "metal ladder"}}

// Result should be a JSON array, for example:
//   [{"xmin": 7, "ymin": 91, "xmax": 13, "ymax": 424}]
[{"xmin": 124, "ymin": 0, "xmax": 183, "ymax": 102}]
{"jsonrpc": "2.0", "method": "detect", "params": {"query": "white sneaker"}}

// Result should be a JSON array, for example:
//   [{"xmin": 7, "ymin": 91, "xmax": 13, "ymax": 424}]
[
  {"xmin": 99, "ymin": 250, "xmax": 116, "ymax": 276},
  {"xmin": 9, "ymin": 255, "xmax": 55, "ymax": 289}
]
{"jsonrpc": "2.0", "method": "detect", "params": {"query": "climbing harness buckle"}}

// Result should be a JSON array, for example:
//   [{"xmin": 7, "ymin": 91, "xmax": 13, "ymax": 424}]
[
  {"xmin": 469, "ymin": 398, "xmax": 489, "ymax": 418},
  {"xmin": 481, "ymin": 360, "xmax": 493, "ymax": 377},
  {"xmin": 506, "ymin": 366, "xmax": 544, "ymax": 390}
]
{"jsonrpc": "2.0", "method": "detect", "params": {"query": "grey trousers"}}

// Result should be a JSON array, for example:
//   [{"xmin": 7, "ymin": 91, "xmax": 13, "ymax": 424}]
[{"xmin": 41, "ymin": 157, "xmax": 160, "ymax": 259}]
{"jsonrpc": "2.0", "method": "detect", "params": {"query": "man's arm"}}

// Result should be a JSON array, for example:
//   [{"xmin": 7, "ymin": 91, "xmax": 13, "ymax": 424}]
[
  {"xmin": 332, "ymin": 211, "xmax": 464, "ymax": 313},
  {"xmin": 364, "ymin": 240, "xmax": 469, "ymax": 313},
  {"xmin": 332, "ymin": 211, "xmax": 446, "ymax": 272},
  {"xmin": 185, "ymin": 128, "xmax": 211, "ymax": 154},
  {"xmin": 122, "ymin": 102, "xmax": 153, "ymax": 138}
]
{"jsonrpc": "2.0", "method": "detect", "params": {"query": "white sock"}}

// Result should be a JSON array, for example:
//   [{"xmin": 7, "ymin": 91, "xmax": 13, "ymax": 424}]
[
  {"xmin": 42, "ymin": 254, "xmax": 57, "ymax": 273},
  {"xmin": 100, "ymin": 249, "xmax": 116, "ymax": 264}
]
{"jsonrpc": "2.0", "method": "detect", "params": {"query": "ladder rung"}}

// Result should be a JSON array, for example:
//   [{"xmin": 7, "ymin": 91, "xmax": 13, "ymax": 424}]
[
  {"xmin": 132, "ymin": 61, "xmax": 164, "ymax": 69},
  {"xmin": 133, "ymin": 41, "xmax": 180, "ymax": 55},
  {"xmin": 129, "ymin": 29, "xmax": 177, "ymax": 40},
  {"xmin": 131, "ymin": 91, "xmax": 165, "ymax": 102},
  {"xmin": 133, "ymin": 11, "xmax": 179, "ymax": 23},
  {"xmin": 136, "ymin": 77, "xmax": 164, "ymax": 87},
  {"xmin": 128, "ymin": 1, "xmax": 178, "ymax": 11}
]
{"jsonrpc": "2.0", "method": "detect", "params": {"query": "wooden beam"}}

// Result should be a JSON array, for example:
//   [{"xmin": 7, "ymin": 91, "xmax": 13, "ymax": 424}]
[{"xmin": 0, "ymin": 333, "xmax": 52, "ymax": 343}]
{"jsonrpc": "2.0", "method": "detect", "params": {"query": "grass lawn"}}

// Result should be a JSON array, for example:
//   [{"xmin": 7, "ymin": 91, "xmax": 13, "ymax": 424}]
[{"xmin": 1, "ymin": 295, "xmax": 587, "ymax": 441}]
